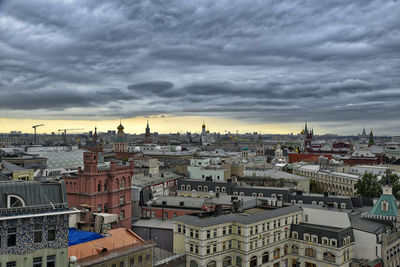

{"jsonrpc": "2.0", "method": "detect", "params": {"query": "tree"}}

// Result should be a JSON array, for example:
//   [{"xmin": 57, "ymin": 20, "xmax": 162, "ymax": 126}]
[
  {"xmin": 355, "ymin": 173, "xmax": 382, "ymax": 199},
  {"xmin": 310, "ymin": 179, "xmax": 324, "ymax": 194}
]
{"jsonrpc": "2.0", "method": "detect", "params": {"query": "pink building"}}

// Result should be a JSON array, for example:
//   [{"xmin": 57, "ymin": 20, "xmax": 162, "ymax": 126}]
[{"xmin": 65, "ymin": 152, "xmax": 133, "ymax": 229}]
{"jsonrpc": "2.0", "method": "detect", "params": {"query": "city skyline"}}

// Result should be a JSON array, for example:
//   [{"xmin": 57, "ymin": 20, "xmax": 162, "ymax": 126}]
[{"xmin": 1, "ymin": 0, "xmax": 400, "ymax": 134}]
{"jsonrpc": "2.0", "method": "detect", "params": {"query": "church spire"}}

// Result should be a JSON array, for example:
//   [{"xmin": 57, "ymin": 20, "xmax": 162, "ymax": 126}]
[{"xmin": 304, "ymin": 121, "xmax": 308, "ymax": 134}]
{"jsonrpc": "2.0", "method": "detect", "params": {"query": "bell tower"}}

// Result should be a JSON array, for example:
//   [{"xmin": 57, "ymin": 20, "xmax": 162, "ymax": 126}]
[{"xmin": 83, "ymin": 152, "xmax": 98, "ymax": 173}]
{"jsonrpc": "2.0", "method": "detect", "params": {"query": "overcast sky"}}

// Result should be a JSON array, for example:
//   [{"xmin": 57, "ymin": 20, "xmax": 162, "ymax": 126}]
[{"xmin": 1, "ymin": 0, "xmax": 400, "ymax": 134}]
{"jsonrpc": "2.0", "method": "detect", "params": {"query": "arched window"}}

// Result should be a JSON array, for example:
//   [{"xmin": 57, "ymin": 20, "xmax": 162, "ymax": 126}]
[
  {"xmin": 104, "ymin": 181, "xmax": 108, "ymax": 191},
  {"xmin": 190, "ymin": 260, "xmax": 198, "ymax": 267},
  {"xmin": 305, "ymin": 248, "xmax": 317, "ymax": 258},
  {"xmin": 262, "ymin": 251, "xmax": 269, "ymax": 263},
  {"xmin": 236, "ymin": 256, "xmax": 242, "ymax": 267},
  {"xmin": 284, "ymin": 244, "xmax": 288, "ymax": 255},
  {"xmin": 274, "ymin": 247, "xmax": 281, "ymax": 259},
  {"xmin": 7, "ymin": 195, "xmax": 25, "ymax": 208},
  {"xmin": 121, "ymin": 177, "xmax": 126, "ymax": 189},
  {"xmin": 116, "ymin": 178, "xmax": 119, "ymax": 189},
  {"xmin": 323, "ymin": 251, "xmax": 336, "ymax": 263},
  {"xmin": 120, "ymin": 195, "xmax": 125, "ymax": 205},
  {"xmin": 222, "ymin": 256, "xmax": 232, "ymax": 267},
  {"xmin": 250, "ymin": 256, "xmax": 257, "ymax": 267},
  {"xmin": 98, "ymin": 181, "xmax": 102, "ymax": 192},
  {"xmin": 292, "ymin": 244, "xmax": 299, "ymax": 254},
  {"xmin": 207, "ymin": 260, "xmax": 217, "ymax": 267}
]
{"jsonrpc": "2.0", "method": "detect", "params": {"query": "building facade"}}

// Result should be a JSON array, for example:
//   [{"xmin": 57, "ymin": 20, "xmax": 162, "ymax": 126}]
[
  {"xmin": 174, "ymin": 206, "xmax": 302, "ymax": 267},
  {"xmin": 0, "ymin": 180, "xmax": 77, "ymax": 266},
  {"xmin": 65, "ymin": 152, "xmax": 133, "ymax": 229}
]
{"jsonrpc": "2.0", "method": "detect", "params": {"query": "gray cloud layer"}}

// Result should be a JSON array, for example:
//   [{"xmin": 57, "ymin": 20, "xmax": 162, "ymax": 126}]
[{"xmin": 1, "ymin": 0, "xmax": 400, "ymax": 133}]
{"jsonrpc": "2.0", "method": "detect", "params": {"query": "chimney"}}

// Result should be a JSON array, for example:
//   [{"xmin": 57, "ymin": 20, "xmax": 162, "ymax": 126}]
[{"xmin": 215, "ymin": 204, "xmax": 223, "ymax": 216}]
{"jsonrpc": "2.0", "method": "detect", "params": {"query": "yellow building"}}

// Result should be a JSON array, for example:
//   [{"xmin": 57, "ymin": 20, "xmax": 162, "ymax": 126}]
[{"xmin": 174, "ymin": 205, "xmax": 354, "ymax": 267}]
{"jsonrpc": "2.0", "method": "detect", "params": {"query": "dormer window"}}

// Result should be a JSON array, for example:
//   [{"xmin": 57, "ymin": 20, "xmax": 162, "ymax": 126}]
[
  {"xmin": 7, "ymin": 195, "xmax": 25, "ymax": 208},
  {"xmin": 382, "ymin": 201, "xmax": 389, "ymax": 212}
]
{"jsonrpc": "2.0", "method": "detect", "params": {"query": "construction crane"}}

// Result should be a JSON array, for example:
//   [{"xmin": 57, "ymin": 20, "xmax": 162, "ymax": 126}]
[
  {"xmin": 32, "ymin": 124, "xmax": 44, "ymax": 145},
  {"xmin": 58, "ymin": 128, "xmax": 84, "ymax": 144}
]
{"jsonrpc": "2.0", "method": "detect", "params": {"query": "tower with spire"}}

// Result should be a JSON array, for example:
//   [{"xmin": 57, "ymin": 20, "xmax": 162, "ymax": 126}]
[
  {"xmin": 368, "ymin": 130, "xmax": 375, "ymax": 147},
  {"xmin": 113, "ymin": 121, "xmax": 128, "ymax": 152},
  {"xmin": 143, "ymin": 120, "xmax": 153, "ymax": 144}
]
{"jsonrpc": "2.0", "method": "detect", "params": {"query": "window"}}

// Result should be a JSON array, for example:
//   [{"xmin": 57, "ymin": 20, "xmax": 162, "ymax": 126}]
[
  {"xmin": 305, "ymin": 248, "xmax": 316, "ymax": 258},
  {"xmin": 46, "ymin": 255, "xmax": 55, "ymax": 267},
  {"xmin": 120, "ymin": 261, "xmax": 125, "ymax": 267},
  {"xmin": 195, "ymin": 230, "xmax": 199, "ymax": 238},
  {"xmin": 237, "ymin": 226, "xmax": 241, "ymax": 235},
  {"xmin": 330, "ymin": 238, "xmax": 337, "ymax": 247},
  {"xmin": 250, "ymin": 256, "xmax": 257, "ymax": 267},
  {"xmin": 304, "ymin": 234, "xmax": 310, "ymax": 241},
  {"xmin": 229, "ymin": 226, "xmax": 232, "ymax": 234},
  {"xmin": 120, "ymin": 178, "xmax": 126, "ymax": 189},
  {"xmin": 292, "ymin": 244, "xmax": 299, "ymax": 254},
  {"xmin": 181, "ymin": 185, "xmax": 185, "ymax": 190},
  {"xmin": 33, "ymin": 257, "xmax": 42, "ymax": 267},
  {"xmin": 341, "ymin": 203, "xmax": 347, "ymax": 209},
  {"xmin": 130, "ymin": 258, "xmax": 135, "ymax": 267},
  {"xmin": 7, "ymin": 195, "xmax": 25, "ymax": 208},
  {"xmin": 173, "ymin": 213, "xmax": 177, "ymax": 218},
  {"xmin": 252, "ymin": 192, "xmax": 257, "ymax": 197},
  {"xmin": 98, "ymin": 181, "xmax": 102, "ymax": 192},
  {"xmin": 284, "ymin": 244, "xmax": 288, "ymax": 255},
  {"xmin": 223, "ymin": 227, "xmax": 226, "ymax": 235},
  {"xmin": 207, "ymin": 230, "xmax": 211, "ymax": 238},
  {"xmin": 6, "ymin": 262, "xmax": 16, "ymax": 267},
  {"xmin": 382, "ymin": 201, "xmax": 389, "ymax": 212},
  {"xmin": 262, "ymin": 251, "xmax": 269, "ymax": 263},
  {"xmin": 47, "ymin": 224, "xmax": 56, "ymax": 241},
  {"xmin": 236, "ymin": 256, "xmax": 242, "ymax": 267},
  {"xmin": 274, "ymin": 248, "xmax": 281, "ymax": 259},
  {"xmin": 97, "ymin": 204, "xmax": 101, "ymax": 212},
  {"xmin": 233, "ymin": 192, "xmax": 238, "ymax": 196},
  {"xmin": 258, "ymin": 193, "xmax": 263, "ymax": 197},
  {"xmin": 198, "ymin": 186, "xmax": 202, "ymax": 191},
  {"xmin": 223, "ymin": 256, "xmax": 232, "ymax": 267},
  {"xmin": 324, "ymin": 251, "xmax": 336, "ymax": 263},
  {"xmin": 34, "ymin": 224, "xmax": 43, "ymax": 243},
  {"xmin": 311, "ymin": 235, "xmax": 318, "ymax": 243},
  {"xmin": 215, "ymin": 186, "xmax": 220, "ymax": 192},
  {"xmin": 207, "ymin": 246, "xmax": 211, "ymax": 254},
  {"xmin": 213, "ymin": 229, "xmax": 217, "ymax": 237},
  {"xmin": 120, "ymin": 195, "xmax": 126, "ymax": 205},
  {"xmin": 204, "ymin": 186, "xmax": 208, "ymax": 191},
  {"xmin": 120, "ymin": 210, "xmax": 125, "ymax": 220},
  {"xmin": 239, "ymin": 192, "xmax": 244, "ymax": 196},
  {"xmin": 322, "ymin": 237, "xmax": 329, "ymax": 245},
  {"xmin": 186, "ymin": 185, "xmax": 191, "ymax": 190},
  {"xmin": 177, "ymin": 224, "xmax": 182, "ymax": 233},
  {"xmin": 207, "ymin": 261, "xmax": 217, "ymax": 267},
  {"xmin": 104, "ymin": 181, "xmax": 108, "ymax": 191},
  {"xmin": 139, "ymin": 255, "xmax": 143, "ymax": 263},
  {"xmin": 304, "ymin": 215, "xmax": 308, "ymax": 222},
  {"xmin": 190, "ymin": 229, "xmax": 194, "ymax": 237},
  {"xmin": 213, "ymin": 244, "xmax": 217, "ymax": 252},
  {"xmin": 221, "ymin": 187, "xmax": 226, "ymax": 192},
  {"xmin": 190, "ymin": 261, "xmax": 199, "ymax": 267},
  {"xmin": 7, "ymin": 228, "xmax": 16, "ymax": 247},
  {"xmin": 104, "ymin": 203, "xmax": 108, "ymax": 213}
]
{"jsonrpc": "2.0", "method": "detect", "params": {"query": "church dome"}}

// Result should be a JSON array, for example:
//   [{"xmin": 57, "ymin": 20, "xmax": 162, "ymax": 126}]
[{"xmin": 117, "ymin": 123, "xmax": 124, "ymax": 131}]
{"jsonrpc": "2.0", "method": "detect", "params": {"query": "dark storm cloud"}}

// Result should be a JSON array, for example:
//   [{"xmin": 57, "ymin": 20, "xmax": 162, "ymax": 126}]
[{"xmin": 1, "ymin": 0, "xmax": 400, "ymax": 133}]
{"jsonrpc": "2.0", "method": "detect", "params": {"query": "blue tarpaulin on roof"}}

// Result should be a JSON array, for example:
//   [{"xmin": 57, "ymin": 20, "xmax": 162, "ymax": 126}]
[{"xmin": 68, "ymin": 228, "xmax": 104, "ymax": 246}]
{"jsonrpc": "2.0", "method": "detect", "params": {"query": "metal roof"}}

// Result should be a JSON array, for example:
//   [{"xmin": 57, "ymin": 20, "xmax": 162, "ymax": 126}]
[{"xmin": 175, "ymin": 205, "xmax": 302, "ymax": 227}]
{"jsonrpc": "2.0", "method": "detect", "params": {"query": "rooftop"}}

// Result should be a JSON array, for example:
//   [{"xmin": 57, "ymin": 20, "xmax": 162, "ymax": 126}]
[{"xmin": 175, "ymin": 205, "xmax": 301, "ymax": 227}]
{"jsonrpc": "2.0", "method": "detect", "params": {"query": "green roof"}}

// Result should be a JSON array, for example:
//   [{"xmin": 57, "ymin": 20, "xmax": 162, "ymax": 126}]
[{"xmin": 368, "ymin": 193, "xmax": 398, "ymax": 217}]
